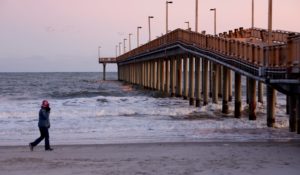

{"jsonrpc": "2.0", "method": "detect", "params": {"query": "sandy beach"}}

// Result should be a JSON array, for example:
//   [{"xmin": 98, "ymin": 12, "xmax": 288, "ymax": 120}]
[{"xmin": 1, "ymin": 142, "xmax": 299, "ymax": 175}]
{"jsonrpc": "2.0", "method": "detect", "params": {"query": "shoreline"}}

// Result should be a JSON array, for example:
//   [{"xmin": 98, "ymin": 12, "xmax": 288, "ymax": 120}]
[
  {"xmin": 1, "ymin": 139, "xmax": 300, "ymax": 148},
  {"xmin": 1, "ymin": 142, "xmax": 300, "ymax": 175}
]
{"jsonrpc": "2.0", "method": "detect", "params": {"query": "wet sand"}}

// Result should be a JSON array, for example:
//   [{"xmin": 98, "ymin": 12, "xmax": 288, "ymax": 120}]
[{"xmin": 1, "ymin": 142, "xmax": 300, "ymax": 175}]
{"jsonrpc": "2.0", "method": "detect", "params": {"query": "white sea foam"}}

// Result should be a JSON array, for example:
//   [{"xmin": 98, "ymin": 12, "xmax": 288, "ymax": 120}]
[
  {"xmin": 0, "ymin": 73, "xmax": 298, "ymax": 146},
  {"xmin": 0, "ymin": 94, "xmax": 297, "ymax": 146}
]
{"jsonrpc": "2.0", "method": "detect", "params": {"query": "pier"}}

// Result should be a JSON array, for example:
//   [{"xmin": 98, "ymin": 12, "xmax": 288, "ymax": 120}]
[
  {"xmin": 101, "ymin": 27, "xmax": 300, "ymax": 134},
  {"xmin": 98, "ymin": 57, "xmax": 116, "ymax": 80}
]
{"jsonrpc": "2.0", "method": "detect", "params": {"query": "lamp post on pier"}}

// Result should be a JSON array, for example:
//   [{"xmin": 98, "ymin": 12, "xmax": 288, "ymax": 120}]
[
  {"xmin": 252, "ymin": 0, "xmax": 254, "ymax": 28},
  {"xmin": 129, "ymin": 33, "xmax": 132, "ymax": 51},
  {"xmin": 115, "ymin": 45, "xmax": 118, "ymax": 57},
  {"xmin": 123, "ymin": 38, "xmax": 127, "ymax": 54},
  {"xmin": 98, "ymin": 46, "xmax": 101, "ymax": 58},
  {"xmin": 185, "ymin": 21, "xmax": 190, "ymax": 30},
  {"xmin": 195, "ymin": 0, "xmax": 198, "ymax": 32},
  {"xmin": 119, "ymin": 42, "xmax": 122, "ymax": 56},
  {"xmin": 166, "ymin": 1, "xmax": 173, "ymax": 34},
  {"xmin": 210, "ymin": 8, "xmax": 216, "ymax": 36},
  {"xmin": 137, "ymin": 26, "xmax": 142, "ymax": 47},
  {"xmin": 148, "ymin": 16, "xmax": 154, "ymax": 42}
]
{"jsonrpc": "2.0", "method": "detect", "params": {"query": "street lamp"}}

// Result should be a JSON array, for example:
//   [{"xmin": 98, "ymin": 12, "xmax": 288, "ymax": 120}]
[
  {"xmin": 129, "ymin": 33, "xmax": 132, "ymax": 51},
  {"xmin": 166, "ymin": 1, "xmax": 173, "ymax": 34},
  {"xmin": 252, "ymin": 0, "xmax": 254, "ymax": 28},
  {"xmin": 137, "ymin": 26, "xmax": 142, "ymax": 47},
  {"xmin": 210, "ymin": 8, "xmax": 217, "ymax": 36},
  {"xmin": 268, "ymin": 0, "xmax": 272, "ymax": 45},
  {"xmin": 185, "ymin": 21, "xmax": 190, "ymax": 30},
  {"xmin": 116, "ymin": 45, "xmax": 118, "ymax": 57},
  {"xmin": 98, "ymin": 46, "xmax": 101, "ymax": 58},
  {"xmin": 195, "ymin": 0, "xmax": 198, "ymax": 32},
  {"xmin": 119, "ymin": 42, "xmax": 122, "ymax": 56},
  {"xmin": 267, "ymin": 0, "xmax": 273, "ymax": 68},
  {"xmin": 123, "ymin": 38, "xmax": 127, "ymax": 54},
  {"xmin": 148, "ymin": 16, "xmax": 154, "ymax": 42}
]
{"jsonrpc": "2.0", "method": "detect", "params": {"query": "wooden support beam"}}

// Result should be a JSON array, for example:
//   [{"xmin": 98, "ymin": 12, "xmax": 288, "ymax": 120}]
[
  {"xmin": 176, "ymin": 57, "xmax": 182, "ymax": 97},
  {"xmin": 234, "ymin": 72, "xmax": 242, "ymax": 118},
  {"xmin": 189, "ymin": 56, "xmax": 195, "ymax": 105},
  {"xmin": 165, "ymin": 59, "xmax": 170, "ymax": 95},
  {"xmin": 289, "ymin": 96, "xmax": 297, "ymax": 132},
  {"xmin": 222, "ymin": 67, "xmax": 229, "ymax": 114},
  {"xmin": 195, "ymin": 57, "xmax": 201, "ymax": 107},
  {"xmin": 183, "ymin": 57, "xmax": 189, "ymax": 100},
  {"xmin": 202, "ymin": 59, "xmax": 209, "ymax": 106},
  {"xmin": 103, "ymin": 63, "xmax": 106, "ymax": 81},
  {"xmin": 170, "ymin": 58, "xmax": 176, "ymax": 97},
  {"xmin": 212, "ymin": 63, "xmax": 219, "ymax": 104},
  {"xmin": 248, "ymin": 78, "xmax": 257, "ymax": 120},
  {"xmin": 258, "ymin": 81, "xmax": 264, "ymax": 103},
  {"xmin": 267, "ymin": 86, "xmax": 275, "ymax": 127}
]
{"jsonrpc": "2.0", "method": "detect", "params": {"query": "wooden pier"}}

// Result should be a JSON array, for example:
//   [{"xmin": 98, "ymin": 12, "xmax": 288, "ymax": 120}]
[
  {"xmin": 101, "ymin": 27, "xmax": 300, "ymax": 134},
  {"xmin": 98, "ymin": 57, "xmax": 117, "ymax": 80}
]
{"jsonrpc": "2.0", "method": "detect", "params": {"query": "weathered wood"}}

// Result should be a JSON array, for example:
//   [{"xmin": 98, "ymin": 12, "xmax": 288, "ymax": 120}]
[
  {"xmin": 222, "ymin": 67, "xmax": 229, "ymax": 114},
  {"xmin": 234, "ymin": 72, "xmax": 242, "ymax": 118},
  {"xmin": 258, "ymin": 81, "xmax": 264, "ymax": 103},
  {"xmin": 176, "ymin": 57, "xmax": 182, "ymax": 97},
  {"xmin": 183, "ymin": 57, "xmax": 189, "ymax": 100},
  {"xmin": 289, "ymin": 96, "xmax": 297, "ymax": 132},
  {"xmin": 195, "ymin": 57, "xmax": 201, "ymax": 107},
  {"xmin": 189, "ymin": 56, "xmax": 195, "ymax": 106},
  {"xmin": 103, "ymin": 63, "xmax": 106, "ymax": 81},
  {"xmin": 212, "ymin": 63, "xmax": 219, "ymax": 104},
  {"xmin": 165, "ymin": 59, "xmax": 170, "ymax": 95},
  {"xmin": 267, "ymin": 86, "xmax": 275, "ymax": 127},
  {"xmin": 202, "ymin": 59, "xmax": 209, "ymax": 106},
  {"xmin": 248, "ymin": 78, "xmax": 257, "ymax": 120}
]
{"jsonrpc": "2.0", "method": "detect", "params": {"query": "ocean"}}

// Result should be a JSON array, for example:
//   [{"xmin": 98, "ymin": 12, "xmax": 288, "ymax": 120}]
[{"xmin": 0, "ymin": 72, "xmax": 298, "ymax": 146}]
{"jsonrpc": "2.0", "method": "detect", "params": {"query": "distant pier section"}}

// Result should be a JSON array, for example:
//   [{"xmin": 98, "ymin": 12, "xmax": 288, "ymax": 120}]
[{"xmin": 98, "ymin": 57, "xmax": 117, "ymax": 80}]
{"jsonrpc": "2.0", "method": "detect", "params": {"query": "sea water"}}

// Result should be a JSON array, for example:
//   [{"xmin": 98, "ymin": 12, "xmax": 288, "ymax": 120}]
[{"xmin": 0, "ymin": 72, "xmax": 298, "ymax": 146}]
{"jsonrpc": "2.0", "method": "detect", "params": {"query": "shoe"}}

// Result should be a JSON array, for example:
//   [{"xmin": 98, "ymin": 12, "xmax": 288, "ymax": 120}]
[
  {"xmin": 45, "ymin": 148, "xmax": 53, "ymax": 151},
  {"xmin": 29, "ymin": 143, "xmax": 33, "ymax": 151}
]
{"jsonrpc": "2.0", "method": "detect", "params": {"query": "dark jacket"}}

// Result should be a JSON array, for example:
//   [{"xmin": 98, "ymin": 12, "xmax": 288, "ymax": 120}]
[{"xmin": 38, "ymin": 107, "xmax": 50, "ymax": 128}]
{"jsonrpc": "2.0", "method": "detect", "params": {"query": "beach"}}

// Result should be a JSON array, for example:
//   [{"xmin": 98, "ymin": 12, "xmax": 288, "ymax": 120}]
[{"xmin": 1, "ymin": 142, "xmax": 300, "ymax": 175}]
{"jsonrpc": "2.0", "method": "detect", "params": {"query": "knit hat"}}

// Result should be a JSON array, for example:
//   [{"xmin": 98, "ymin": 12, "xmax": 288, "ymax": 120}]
[{"xmin": 41, "ymin": 100, "xmax": 49, "ymax": 108}]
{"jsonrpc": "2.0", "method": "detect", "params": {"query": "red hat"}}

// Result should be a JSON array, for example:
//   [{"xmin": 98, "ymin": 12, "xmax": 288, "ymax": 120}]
[{"xmin": 42, "ymin": 100, "xmax": 49, "ymax": 108}]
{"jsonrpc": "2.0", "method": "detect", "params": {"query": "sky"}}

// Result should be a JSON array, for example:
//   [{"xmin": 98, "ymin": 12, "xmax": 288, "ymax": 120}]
[{"xmin": 0, "ymin": 0, "xmax": 299, "ymax": 72}]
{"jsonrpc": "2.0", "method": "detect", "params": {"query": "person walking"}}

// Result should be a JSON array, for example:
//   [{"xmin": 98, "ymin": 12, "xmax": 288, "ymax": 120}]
[{"xmin": 29, "ymin": 100, "xmax": 53, "ymax": 151}]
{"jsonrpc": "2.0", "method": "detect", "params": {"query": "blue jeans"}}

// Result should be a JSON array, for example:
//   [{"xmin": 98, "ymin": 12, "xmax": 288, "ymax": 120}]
[{"xmin": 31, "ymin": 127, "xmax": 50, "ymax": 150}]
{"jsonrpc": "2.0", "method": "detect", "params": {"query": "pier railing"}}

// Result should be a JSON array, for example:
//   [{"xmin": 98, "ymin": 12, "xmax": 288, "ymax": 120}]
[
  {"xmin": 117, "ymin": 28, "xmax": 300, "ymax": 69},
  {"xmin": 99, "ymin": 57, "xmax": 117, "ymax": 63}
]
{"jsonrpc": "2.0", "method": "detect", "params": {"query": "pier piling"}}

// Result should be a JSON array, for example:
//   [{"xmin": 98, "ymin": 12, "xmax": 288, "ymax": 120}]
[
  {"xmin": 222, "ymin": 67, "xmax": 229, "ymax": 114},
  {"xmin": 212, "ymin": 63, "xmax": 219, "ymax": 104},
  {"xmin": 289, "ymin": 96, "xmax": 297, "ymax": 132},
  {"xmin": 267, "ymin": 86, "xmax": 275, "ymax": 127},
  {"xmin": 234, "ymin": 72, "xmax": 242, "ymax": 118},
  {"xmin": 203, "ymin": 59, "xmax": 209, "ymax": 106},
  {"xmin": 176, "ymin": 57, "xmax": 182, "ymax": 97},
  {"xmin": 248, "ymin": 78, "xmax": 257, "ymax": 120},
  {"xmin": 195, "ymin": 57, "xmax": 201, "ymax": 107},
  {"xmin": 183, "ymin": 57, "xmax": 188, "ymax": 100},
  {"xmin": 189, "ymin": 56, "xmax": 195, "ymax": 106}
]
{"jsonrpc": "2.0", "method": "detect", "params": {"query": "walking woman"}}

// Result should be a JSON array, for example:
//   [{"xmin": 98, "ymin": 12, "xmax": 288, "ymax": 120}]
[{"xmin": 29, "ymin": 100, "xmax": 53, "ymax": 151}]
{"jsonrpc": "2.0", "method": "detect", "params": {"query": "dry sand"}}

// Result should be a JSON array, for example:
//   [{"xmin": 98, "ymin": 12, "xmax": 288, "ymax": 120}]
[{"xmin": 0, "ymin": 142, "xmax": 300, "ymax": 175}]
